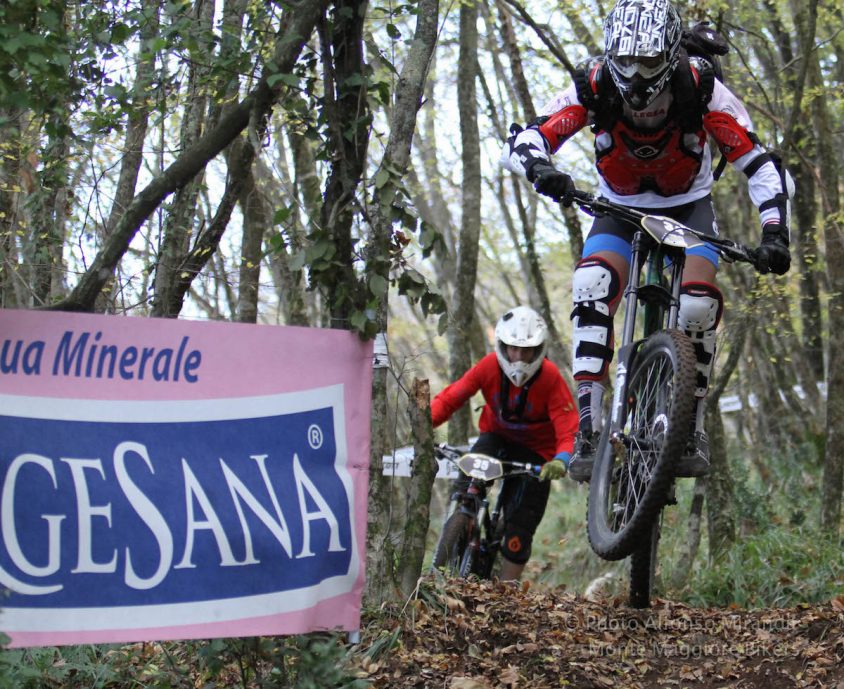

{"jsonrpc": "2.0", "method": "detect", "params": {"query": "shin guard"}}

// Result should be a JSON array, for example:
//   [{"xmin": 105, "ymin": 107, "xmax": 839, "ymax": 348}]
[{"xmin": 678, "ymin": 282, "xmax": 724, "ymax": 398}]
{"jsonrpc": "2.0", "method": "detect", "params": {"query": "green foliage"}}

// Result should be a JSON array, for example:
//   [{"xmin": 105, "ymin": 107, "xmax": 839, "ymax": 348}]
[
  {"xmin": 524, "ymin": 435, "xmax": 842, "ymax": 610},
  {"xmin": 0, "ymin": 644, "xmax": 122, "ymax": 689},
  {"xmin": 683, "ymin": 524, "xmax": 844, "ymax": 609},
  {"xmin": 679, "ymin": 438, "xmax": 843, "ymax": 609},
  {"xmin": 0, "ymin": 0, "xmax": 73, "ymax": 114},
  {"xmin": 0, "ymin": 634, "xmax": 369, "ymax": 688},
  {"xmin": 0, "ymin": 1, "xmax": 159, "ymax": 136}
]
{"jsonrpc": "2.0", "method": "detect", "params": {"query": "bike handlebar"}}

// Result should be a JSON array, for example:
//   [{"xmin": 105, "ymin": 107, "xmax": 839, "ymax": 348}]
[
  {"xmin": 435, "ymin": 443, "xmax": 542, "ymax": 477},
  {"xmin": 567, "ymin": 189, "xmax": 762, "ymax": 270}
]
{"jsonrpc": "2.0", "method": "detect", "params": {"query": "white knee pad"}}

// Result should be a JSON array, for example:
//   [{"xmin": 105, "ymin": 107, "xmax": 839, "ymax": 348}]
[
  {"xmin": 678, "ymin": 283, "xmax": 723, "ymax": 397},
  {"xmin": 571, "ymin": 257, "xmax": 620, "ymax": 380}
]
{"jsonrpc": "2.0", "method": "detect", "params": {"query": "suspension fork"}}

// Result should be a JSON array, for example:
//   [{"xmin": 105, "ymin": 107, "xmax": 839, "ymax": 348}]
[
  {"xmin": 665, "ymin": 251, "xmax": 684, "ymax": 330},
  {"xmin": 456, "ymin": 480, "xmax": 487, "ymax": 545},
  {"xmin": 608, "ymin": 232, "xmax": 687, "ymax": 430},
  {"xmin": 488, "ymin": 487, "xmax": 507, "ymax": 541},
  {"xmin": 610, "ymin": 231, "xmax": 648, "ymax": 431}
]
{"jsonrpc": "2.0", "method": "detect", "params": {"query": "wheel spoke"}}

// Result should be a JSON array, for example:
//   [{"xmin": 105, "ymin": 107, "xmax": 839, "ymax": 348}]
[
  {"xmin": 589, "ymin": 330, "xmax": 697, "ymax": 560},
  {"xmin": 608, "ymin": 353, "xmax": 677, "ymax": 532}
]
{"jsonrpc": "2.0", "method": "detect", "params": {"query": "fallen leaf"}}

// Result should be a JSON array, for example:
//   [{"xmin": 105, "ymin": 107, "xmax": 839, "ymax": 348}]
[
  {"xmin": 450, "ymin": 677, "xmax": 493, "ymax": 689},
  {"xmin": 500, "ymin": 665, "xmax": 521, "ymax": 686}
]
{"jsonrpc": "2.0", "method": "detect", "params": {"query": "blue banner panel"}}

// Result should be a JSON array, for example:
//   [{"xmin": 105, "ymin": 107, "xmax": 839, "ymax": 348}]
[{"xmin": 1, "ymin": 406, "xmax": 353, "ymax": 608}]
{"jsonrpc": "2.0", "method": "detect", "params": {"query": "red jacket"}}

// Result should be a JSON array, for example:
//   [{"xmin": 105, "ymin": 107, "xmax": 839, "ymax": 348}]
[{"xmin": 431, "ymin": 353, "xmax": 578, "ymax": 462}]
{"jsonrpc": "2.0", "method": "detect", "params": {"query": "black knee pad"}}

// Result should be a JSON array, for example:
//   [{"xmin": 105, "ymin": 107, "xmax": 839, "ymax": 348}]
[{"xmin": 500, "ymin": 524, "xmax": 532, "ymax": 565}]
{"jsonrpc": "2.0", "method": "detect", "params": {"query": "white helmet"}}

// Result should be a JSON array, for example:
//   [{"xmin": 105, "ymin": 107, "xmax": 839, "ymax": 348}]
[{"xmin": 494, "ymin": 306, "xmax": 548, "ymax": 387}]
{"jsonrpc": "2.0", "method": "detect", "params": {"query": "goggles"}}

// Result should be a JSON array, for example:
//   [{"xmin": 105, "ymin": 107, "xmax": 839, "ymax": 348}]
[{"xmin": 609, "ymin": 53, "xmax": 667, "ymax": 79}]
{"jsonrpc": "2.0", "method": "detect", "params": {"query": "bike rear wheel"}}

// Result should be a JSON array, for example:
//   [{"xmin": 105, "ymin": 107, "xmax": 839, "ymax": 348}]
[
  {"xmin": 587, "ymin": 330, "xmax": 696, "ymax": 560},
  {"xmin": 432, "ymin": 511, "xmax": 474, "ymax": 576},
  {"xmin": 629, "ymin": 518, "xmax": 661, "ymax": 608}
]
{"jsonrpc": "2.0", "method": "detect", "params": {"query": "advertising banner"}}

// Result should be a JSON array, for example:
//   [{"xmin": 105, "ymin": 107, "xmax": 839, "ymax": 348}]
[{"xmin": 0, "ymin": 310, "xmax": 373, "ymax": 647}]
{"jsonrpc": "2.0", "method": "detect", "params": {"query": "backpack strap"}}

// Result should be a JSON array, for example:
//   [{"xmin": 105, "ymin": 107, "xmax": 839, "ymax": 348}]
[
  {"xmin": 669, "ymin": 49, "xmax": 715, "ymax": 133},
  {"xmin": 573, "ymin": 60, "xmax": 598, "ymax": 114},
  {"xmin": 574, "ymin": 57, "xmax": 620, "ymax": 133}
]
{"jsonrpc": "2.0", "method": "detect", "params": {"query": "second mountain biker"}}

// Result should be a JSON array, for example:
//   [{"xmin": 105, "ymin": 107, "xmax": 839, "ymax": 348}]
[{"xmin": 431, "ymin": 306, "xmax": 578, "ymax": 581}]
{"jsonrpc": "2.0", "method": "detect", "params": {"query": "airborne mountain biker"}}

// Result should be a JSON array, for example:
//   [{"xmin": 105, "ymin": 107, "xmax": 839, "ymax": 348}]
[
  {"xmin": 431, "ymin": 306, "xmax": 578, "ymax": 580},
  {"xmin": 500, "ymin": 0, "xmax": 793, "ymax": 482}
]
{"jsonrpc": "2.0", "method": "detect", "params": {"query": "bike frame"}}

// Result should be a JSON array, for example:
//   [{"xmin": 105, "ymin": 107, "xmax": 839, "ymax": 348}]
[
  {"xmin": 451, "ymin": 478, "xmax": 501, "ymax": 573},
  {"xmin": 572, "ymin": 191, "xmax": 754, "ymax": 435},
  {"xmin": 573, "ymin": 190, "xmax": 758, "ymax": 605},
  {"xmin": 434, "ymin": 447, "xmax": 540, "ymax": 579}
]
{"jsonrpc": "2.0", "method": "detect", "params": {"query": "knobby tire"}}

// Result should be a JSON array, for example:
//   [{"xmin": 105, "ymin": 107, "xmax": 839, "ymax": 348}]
[
  {"xmin": 587, "ymin": 329, "xmax": 697, "ymax": 560},
  {"xmin": 629, "ymin": 519, "xmax": 661, "ymax": 608},
  {"xmin": 432, "ymin": 511, "xmax": 474, "ymax": 576}
]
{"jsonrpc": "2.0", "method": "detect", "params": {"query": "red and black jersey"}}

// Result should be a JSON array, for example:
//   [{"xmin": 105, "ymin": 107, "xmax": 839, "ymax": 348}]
[
  {"xmin": 499, "ymin": 58, "xmax": 789, "ymax": 230},
  {"xmin": 431, "ymin": 353, "xmax": 577, "ymax": 462}
]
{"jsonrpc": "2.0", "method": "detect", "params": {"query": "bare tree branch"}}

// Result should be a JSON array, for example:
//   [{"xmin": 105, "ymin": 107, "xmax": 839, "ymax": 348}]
[{"xmin": 48, "ymin": 0, "xmax": 330, "ymax": 312}]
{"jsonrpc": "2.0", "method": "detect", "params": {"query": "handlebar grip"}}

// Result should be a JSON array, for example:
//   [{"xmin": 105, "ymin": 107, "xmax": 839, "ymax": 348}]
[{"xmin": 571, "ymin": 189, "xmax": 593, "ymax": 204}]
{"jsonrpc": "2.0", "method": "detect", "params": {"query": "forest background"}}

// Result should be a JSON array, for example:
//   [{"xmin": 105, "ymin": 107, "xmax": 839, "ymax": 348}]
[{"xmin": 0, "ymin": 0, "xmax": 843, "ymax": 685}]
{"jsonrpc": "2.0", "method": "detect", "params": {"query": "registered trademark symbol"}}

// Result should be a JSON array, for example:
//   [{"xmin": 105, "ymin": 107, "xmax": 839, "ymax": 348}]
[{"xmin": 308, "ymin": 424, "xmax": 323, "ymax": 449}]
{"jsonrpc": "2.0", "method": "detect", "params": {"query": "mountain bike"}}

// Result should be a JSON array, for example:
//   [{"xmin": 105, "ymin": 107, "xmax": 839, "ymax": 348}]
[
  {"xmin": 566, "ymin": 190, "xmax": 758, "ymax": 608},
  {"xmin": 431, "ymin": 444, "xmax": 541, "ymax": 579}
]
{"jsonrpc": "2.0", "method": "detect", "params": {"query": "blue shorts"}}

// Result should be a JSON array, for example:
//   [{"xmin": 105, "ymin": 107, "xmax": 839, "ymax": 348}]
[{"xmin": 582, "ymin": 195, "xmax": 720, "ymax": 268}]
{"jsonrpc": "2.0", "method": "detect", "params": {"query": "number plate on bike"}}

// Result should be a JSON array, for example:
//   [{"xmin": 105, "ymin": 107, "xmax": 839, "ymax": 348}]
[
  {"xmin": 641, "ymin": 215, "xmax": 705, "ymax": 249},
  {"xmin": 457, "ymin": 453, "xmax": 504, "ymax": 480}
]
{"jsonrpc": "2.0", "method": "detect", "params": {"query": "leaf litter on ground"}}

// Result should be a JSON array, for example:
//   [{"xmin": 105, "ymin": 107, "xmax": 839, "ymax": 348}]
[{"xmin": 359, "ymin": 575, "xmax": 844, "ymax": 689}]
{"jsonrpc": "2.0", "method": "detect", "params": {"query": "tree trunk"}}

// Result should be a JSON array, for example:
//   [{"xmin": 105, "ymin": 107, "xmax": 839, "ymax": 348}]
[
  {"xmin": 705, "ymin": 405, "xmax": 736, "ymax": 560},
  {"xmin": 151, "ymin": 0, "xmax": 216, "ymax": 318},
  {"xmin": 812, "ymin": 53, "xmax": 844, "ymax": 534},
  {"xmin": 788, "ymin": 0, "xmax": 842, "ymax": 531},
  {"xmin": 95, "ymin": 3, "xmax": 160, "ymax": 313},
  {"xmin": 278, "ymin": 128, "xmax": 320, "ymax": 325},
  {"xmin": 493, "ymin": 0, "xmax": 569, "ymax": 371},
  {"xmin": 316, "ymin": 0, "xmax": 371, "ymax": 328},
  {"xmin": 363, "ymin": 0, "xmax": 439, "ymax": 606},
  {"xmin": 765, "ymin": 0, "xmax": 824, "ymax": 384},
  {"xmin": 0, "ymin": 109, "xmax": 25, "ymax": 308},
  {"xmin": 703, "ymin": 299, "xmax": 751, "ymax": 558},
  {"xmin": 671, "ymin": 477, "xmax": 706, "ymax": 589},
  {"xmin": 236, "ymin": 170, "xmax": 268, "ymax": 323},
  {"xmin": 398, "ymin": 379, "xmax": 438, "ymax": 597},
  {"xmin": 447, "ymin": 0, "xmax": 482, "ymax": 445},
  {"xmin": 28, "ymin": 109, "xmax": 70, "ymax": 306}
]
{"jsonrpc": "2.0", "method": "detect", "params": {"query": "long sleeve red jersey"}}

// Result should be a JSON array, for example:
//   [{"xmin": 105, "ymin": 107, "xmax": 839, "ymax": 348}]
[{"xmin": 431, "ymin": 353, "xmax": 578, "ymax": 462}]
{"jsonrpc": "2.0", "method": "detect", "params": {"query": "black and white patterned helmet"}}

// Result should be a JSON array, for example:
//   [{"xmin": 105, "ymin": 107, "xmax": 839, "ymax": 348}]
[{"xmin": 604, "ymin": 0, "xmax": 683, "ymax": 110}]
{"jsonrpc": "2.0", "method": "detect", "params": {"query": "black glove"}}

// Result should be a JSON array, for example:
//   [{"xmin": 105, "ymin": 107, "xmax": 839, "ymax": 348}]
[
  {"xmin": 526, "ymin": 161, "xmax": 575, "ymax": 206},
  {"xmin": 755, "ymin": 222, "xmax": 791, "ymax": 275}
]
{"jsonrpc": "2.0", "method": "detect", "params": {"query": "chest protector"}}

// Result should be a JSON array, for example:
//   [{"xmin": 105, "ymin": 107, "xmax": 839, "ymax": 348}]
[{"xmin": 575, "ymin": 52, "xmax": 715, "ymax": 197}]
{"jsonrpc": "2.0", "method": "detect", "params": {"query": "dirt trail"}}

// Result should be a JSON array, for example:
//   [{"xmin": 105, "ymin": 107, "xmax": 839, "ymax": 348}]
[{"xmin": 364, "ymin": 576, "xmax": 844, "ymax": 688}]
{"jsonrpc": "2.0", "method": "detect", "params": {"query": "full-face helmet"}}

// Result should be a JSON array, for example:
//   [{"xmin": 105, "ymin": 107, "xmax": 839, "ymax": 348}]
[
  {"xmin": 604, "ymin": 0, "xmax": 683, "ymax": 110},
  {"xmin": 494, "ymin": 306, "xmax": 548, "ymax": 387}
]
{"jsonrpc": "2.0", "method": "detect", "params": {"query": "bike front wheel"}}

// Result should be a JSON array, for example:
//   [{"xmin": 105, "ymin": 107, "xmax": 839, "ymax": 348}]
[
  {"xmin": 587, "ymin": 330, "xmax": 696, "ymax": 560},
  {"xmin": 432, "ymin": 511, "xmax": 475, "ymax": 576}
]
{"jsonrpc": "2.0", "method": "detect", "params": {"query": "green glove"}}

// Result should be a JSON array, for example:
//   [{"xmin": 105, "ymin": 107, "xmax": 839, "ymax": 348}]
[{"xmin": 540, "ymin": 456, "xmax": 568, "ymax": 481}]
